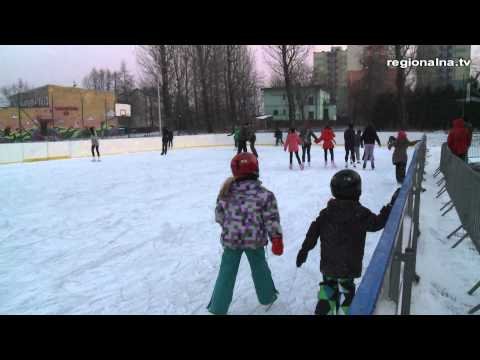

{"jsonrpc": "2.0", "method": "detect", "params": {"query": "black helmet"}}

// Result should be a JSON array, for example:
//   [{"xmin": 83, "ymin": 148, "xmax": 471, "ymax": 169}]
[{"xmin": 330, "ymin": 170, "xmax": 362, "ymax": 200}]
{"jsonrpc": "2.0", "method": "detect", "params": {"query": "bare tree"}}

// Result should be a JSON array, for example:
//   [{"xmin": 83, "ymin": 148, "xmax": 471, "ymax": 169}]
[
  {"xmin": 392, "ymin": 45, "xmax": 417, "ymax": 128},
  {"xmin": 1, "ymin": 78, "xmax": 31, "ymax": 106},
  {"xmin": 263, "ymin": 45, "xmax": 310, "ymax": 125}
]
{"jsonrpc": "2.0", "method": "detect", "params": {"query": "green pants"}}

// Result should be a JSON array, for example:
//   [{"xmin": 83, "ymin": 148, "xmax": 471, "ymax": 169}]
[
  {"xmin": 315, "ymin": 275, "xmax": 356, "ymax": 315},
  {"xmin": 207, "ymin": 247, "xmax": 278, "ymax": 315}
]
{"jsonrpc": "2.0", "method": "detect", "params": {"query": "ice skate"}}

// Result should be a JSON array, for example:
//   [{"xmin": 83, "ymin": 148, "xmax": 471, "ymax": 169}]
[
  {"xmin": 300, "ymin": 163, "xmax": 304, "ymax": 170},
  {"xmin": 345, "ymin": 162, "xmax": 348, "ymax": 168},
  {"xmin": 289, "ymin": 164, "xmax": 293, "ymax": 170},
  {"xmin": 324, "ymin": 161, "xmax": 327, "ymax": 167},
  {"xmin": 91, "ymin": 158, "xmax": 96, "ymax": 162},
  {"xmin": 332, "ymin": 161, "xmax": 336, "ymax": 168},
  {"xmin": 308, "ymin": 162, "xmax": 311, "ymax": 167}
]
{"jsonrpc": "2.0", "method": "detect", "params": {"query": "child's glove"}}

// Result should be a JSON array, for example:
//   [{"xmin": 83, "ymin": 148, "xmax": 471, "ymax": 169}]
[
  {"xmin": 314, "ymin": 138, "xmax": 320, "ymax": 144},
  {"xmin": 296, "ymin": 249, "xmax": 308, "ymax": 267},
  {"xmin": 271, "ymin": 236, "xmax": 284, "ymax": 256},
  {"xmin": 389, "ymin": 188, "xmax": 401, "ymax": 206}
]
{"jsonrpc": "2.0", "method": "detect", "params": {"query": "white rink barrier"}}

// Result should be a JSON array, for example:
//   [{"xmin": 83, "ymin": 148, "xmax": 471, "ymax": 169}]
[{"xmin": 0, "ymin": 131, "xmax": 430, "ymax": 165}]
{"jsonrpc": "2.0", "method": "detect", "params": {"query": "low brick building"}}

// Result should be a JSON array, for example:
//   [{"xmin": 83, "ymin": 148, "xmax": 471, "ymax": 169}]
[{"xmin": 0, "ymin": 85, "xmax": 116, "ymax": 131}]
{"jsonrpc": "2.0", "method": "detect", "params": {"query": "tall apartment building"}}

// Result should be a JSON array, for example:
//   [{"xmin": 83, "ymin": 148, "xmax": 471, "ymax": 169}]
[
  {"xmin": 313, "ymin": 47, "xmax": 348, "ymax": 117},
  {"xmin": 416, "ymin": 45, "xmax": 471, "ymax": 91}
]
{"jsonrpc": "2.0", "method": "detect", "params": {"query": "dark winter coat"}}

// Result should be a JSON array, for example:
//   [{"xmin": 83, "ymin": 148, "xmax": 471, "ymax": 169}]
[
  {"xmin": 239, "ymin": 125, "xmax": 251, "ymax": 142},
  {"xmin": 299, "ymin": 128, "xmax": 318, "ymax": 145},
  {"xmin": 361, "ymin": 126, "xmax": 381, "ymax": 146},
  {"xmin": 162, "ymin": 129, "xmax": 170, "ymax": 141},
  {"xmin": 344, "ymin": 128, "xmax": 355, "ymax": 148},
  {"xmin": 354, "ymin": 133, "xmax": 363, "ymax": 148},
  {"xmin": 388, "ymin": 135, "xmax": 419, "ymax": 164},
  {"xmin": 448, "ymin": 118, "xmax": 471, "ymax": 156},
  {"xmin": 299, "ymin": 199, "xmax": 392, "ymax": 278},
  {"xmin": 274, "ymin": 130, "xmax": 283, "ymax": 139}
]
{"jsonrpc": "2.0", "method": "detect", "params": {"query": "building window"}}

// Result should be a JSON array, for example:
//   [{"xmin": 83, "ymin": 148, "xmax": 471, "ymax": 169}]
[
  {"xmin": 282, "ymin": 109, "xmax": 287, "ymax": 115},
  {"xmin": 308, "ymin": 96, "xmax": 314, "ymax": 105},
  {"xmin": 308, "ymin": 111, "xmax": 314, "ymax": 120},
  {"xmin": 282, "ymin": 94, "xmax": 286, "ymax": 100},
  {"xmin": 273, "ymin": 110, "xmax": 279, "ymax": 116}
]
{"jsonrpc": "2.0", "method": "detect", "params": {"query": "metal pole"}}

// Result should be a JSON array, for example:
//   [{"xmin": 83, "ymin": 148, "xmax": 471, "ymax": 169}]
[{"xmin": 157, "ymin": 76, "xmax": 162, "ymax": 134}]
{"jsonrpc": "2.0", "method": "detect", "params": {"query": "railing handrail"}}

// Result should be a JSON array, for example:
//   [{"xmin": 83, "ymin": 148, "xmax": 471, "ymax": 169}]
[{"xmin": 350, "ymin": 136, "xmax": 426, "ymax": 315}]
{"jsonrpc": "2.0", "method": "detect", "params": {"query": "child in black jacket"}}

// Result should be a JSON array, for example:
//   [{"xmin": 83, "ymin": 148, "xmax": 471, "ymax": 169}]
[{"xmin": 296, "ymin": 169, "xmax": 399, "ymax": 315}]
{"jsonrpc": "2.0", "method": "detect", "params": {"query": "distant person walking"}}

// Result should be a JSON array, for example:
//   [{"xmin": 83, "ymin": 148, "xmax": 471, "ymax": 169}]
[
  {"xmin": 447, "ymin": 118, "xmax": 471, "ymax": 162},
  {"xmin": 354, "ymin": 129, "xmax": 363, "ymax": 164},
  {"xmin": 168, "ymin": 130, "xmax": 174, "ymax": 149},
  {"xmin": 274, "ymin": 127, "xmax": 284, "ymax": 146},
  {"xmin": 249, "ymin": 124, "xmax": 259, "ymax": 158},
  {"xmin": 284, "ymin": 128, "xmax": 304, "ymax": 170},
  {"xmin": 90, "ymin": 127, "xmax": 100, "ymax": 161},
  {"xmin": 344, "ymin": 123, "xmax": 356, "ymax": 168},
  {"xmin": 237, "ymin": 122, "xmax": 250, "ymax": 154},
  {"xmin": 315, "ymin": 124, "xmax": 336, "ymax": 167},
  {"xmin": 361, "ymin": 124, "xmax": 381, "ymax": 170},
  {"xmin": 161, "ymin": 126, "xmax": 169, "ymax": 155},
  {"xmin": 387, "ymin": 130, "xmax": 420, "ymax": 184},
  {"xmin": 299, "ymin": 123, "xmax": 318, "ymax": 167}
]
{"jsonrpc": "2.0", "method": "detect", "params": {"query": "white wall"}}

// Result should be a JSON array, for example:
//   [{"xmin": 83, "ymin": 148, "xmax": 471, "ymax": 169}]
[{"xmin": 0, "ymin": 131, "xmax": 430, "ymax": 165}]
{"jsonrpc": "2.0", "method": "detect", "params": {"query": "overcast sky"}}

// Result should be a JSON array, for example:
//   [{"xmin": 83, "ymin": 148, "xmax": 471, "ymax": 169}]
[{"xmin": 0, "ymin": 45, "xmax": 478, "ymax": 91}]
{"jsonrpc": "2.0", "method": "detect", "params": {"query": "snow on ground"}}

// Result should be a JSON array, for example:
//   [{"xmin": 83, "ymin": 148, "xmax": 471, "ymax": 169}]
[
  {"xmin": 410, "ymin": 140, "xmax": 480, "ymax": 315},
  {"xmin": 1, "ymin": 131, "xmax": 477, "ymax": 315}
]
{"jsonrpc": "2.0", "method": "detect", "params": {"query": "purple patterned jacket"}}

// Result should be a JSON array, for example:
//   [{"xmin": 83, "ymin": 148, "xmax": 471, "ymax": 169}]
[{"xmin": 215, "ymin": 179, "xmax": 283, "ymax": 250}]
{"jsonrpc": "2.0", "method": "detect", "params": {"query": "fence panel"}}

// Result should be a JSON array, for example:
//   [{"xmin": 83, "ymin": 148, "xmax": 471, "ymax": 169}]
[{"xmin": 350, "ymin": 135, "xmax": 427, "ymax": 315}]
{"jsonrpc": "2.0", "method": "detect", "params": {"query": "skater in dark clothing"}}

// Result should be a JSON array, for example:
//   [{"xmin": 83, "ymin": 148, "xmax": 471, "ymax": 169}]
[
  {"xmin": 284, "ymin": 128, "xmax": 304, "ymax": 170},
  {"xmin": 161, "ymin": 127, "xmax": 169, "ymax": 155},
  {"xmin": 237, "ymin": 122, "xmax": 250, "ymax": 154},
  {"xmin": 296, "ymin": 169, "xmax": 400, "ymax": 315},
  {"xmin": 207, "ymin": 152, "xmax": 283, "ymax": 315},
  {"xmin": 299, "ymin": 124, "xmax": 318, "ymax": 166},
  {"xmin": 274, "ymin": 128, "xmax": 284, "ymax": 146},
  {"xmin": 361, "ymin": 124, "xmax": 381, "ymax": 170},
  {"xmin": 344, "ymin": 124, "xmax": 356, "ymax": 168},
  {"xmin": 388, "ymin": 131, "xmax": 420, "ymax": 184},
  {"xmin": 249, "ymin": 124, "xmax": 258, "ymax": 158},
  {"xmin": 354, "ymin": 130, "xmax": 363, "ymax": 164},
  {"xmin": 90, "ymin": 127, "xmax": 100, "ymax": 161},
  {"xmin": 167, "ymin": 130, "xmax": 174, "ymax": 149}
]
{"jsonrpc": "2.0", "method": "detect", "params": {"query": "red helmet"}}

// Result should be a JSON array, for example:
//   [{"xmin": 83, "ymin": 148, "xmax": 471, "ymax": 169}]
[{"xmin": 231, "ymin": 153, "xmax": 259, "ymax": 178}]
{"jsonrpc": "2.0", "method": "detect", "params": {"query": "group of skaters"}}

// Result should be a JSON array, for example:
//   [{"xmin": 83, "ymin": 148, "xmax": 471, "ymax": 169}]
[
  {"xmin": 207, "ymin": 151, "xmax": 400, "ymax": 315},
  {"xmin": 279, "ymin": 123, "xmax": 378, "ymax": 170}
]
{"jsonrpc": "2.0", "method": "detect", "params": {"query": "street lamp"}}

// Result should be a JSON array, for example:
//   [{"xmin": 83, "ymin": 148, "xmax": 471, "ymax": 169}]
[{"xmin": 157, "ymin": 75, "xmax": 162, "ymax": 134}]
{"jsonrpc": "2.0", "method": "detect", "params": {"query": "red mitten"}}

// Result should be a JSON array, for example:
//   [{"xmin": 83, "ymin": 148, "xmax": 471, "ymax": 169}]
[
  {"xmin": 271, "ymin": 236, "xmax": 284, "ymax": 256},
  {"xmin": 314, "ymin": 138, "xmax": 320, "ymax": 144}
]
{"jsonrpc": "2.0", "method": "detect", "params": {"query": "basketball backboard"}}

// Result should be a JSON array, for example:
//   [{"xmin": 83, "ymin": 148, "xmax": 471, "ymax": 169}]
[{"xmin": 115, "ymin": 103, "xmax": 131, "ymax": 117}]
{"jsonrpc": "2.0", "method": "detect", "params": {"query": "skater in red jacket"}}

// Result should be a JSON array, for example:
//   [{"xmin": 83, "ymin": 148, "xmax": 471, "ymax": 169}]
[
  {"xmin": 447, "ymin": 118, "xmax": 471, "ymax": 162},
  {"xmin": 284, "ymin": 128, "xmax": 304, "ymax": 170},
  {"xmin": 315, "ymin": 124, "xmax": 336, "ymax": 167}
]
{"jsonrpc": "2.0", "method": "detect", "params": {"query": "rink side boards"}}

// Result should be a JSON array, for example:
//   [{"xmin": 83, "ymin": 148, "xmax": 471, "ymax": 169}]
[{"xmin": 0, "ymin": 132, "xmax": 427, "ymax": 165}]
